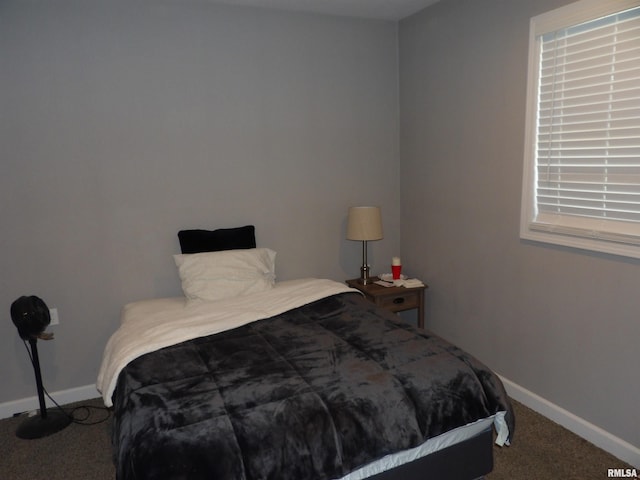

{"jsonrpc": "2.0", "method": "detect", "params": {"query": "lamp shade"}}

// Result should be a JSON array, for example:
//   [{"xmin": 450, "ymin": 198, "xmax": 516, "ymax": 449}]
[{"xmin": 347, "ymin": 206, "xmax": 383, "ymax": 241}]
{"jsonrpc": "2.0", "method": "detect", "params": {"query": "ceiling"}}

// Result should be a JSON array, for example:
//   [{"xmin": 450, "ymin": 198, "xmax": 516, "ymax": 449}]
[{"xmin": 207, "ymin": 0, "xmax": 441, "ymax": 20}]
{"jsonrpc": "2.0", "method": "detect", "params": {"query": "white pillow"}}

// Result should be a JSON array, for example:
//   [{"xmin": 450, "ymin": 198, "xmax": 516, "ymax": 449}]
[{"xmin": 174, "ymin": 248, "xmax": 276, "ymax": 302}]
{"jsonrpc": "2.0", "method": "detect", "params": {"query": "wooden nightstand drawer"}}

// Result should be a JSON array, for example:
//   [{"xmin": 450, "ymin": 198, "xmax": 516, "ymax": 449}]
[
  {"xmin": 346, "ymin": 277, "xmax": 428, "ymax": 328},
  {"xmin": 377, "ymin": 292, "xmax": 420, "ymax": 311}
]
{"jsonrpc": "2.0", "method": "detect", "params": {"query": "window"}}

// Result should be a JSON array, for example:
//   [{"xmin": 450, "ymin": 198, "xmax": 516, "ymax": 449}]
[{"xmin": 520, "ymin": 0, "xmax": 640, "ymax": 258}]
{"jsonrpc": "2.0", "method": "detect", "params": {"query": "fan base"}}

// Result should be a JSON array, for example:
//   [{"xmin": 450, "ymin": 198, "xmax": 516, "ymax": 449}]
[{"xmin": 16, "ymin": 409, "xmax": 72, "ymax": 439}]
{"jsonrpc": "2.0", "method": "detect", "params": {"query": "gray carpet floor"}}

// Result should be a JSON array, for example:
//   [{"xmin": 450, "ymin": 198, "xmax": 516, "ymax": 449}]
[{"xmin": 0, "ymin": 397, "xmax": 635, "ymax": 479}]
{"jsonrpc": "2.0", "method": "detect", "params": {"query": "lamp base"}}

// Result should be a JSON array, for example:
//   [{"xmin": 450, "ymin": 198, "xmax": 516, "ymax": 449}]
[
  {"xmin": 360, "ymin": 265, "xmax": 374, "ymax": 285},
  {"xmin": 16, "ymin": 409, "xmax": 71, "ymax": 439}
]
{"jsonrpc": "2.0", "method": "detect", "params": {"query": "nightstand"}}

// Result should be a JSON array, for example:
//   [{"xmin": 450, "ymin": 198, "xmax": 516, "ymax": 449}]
[{"xmin": 346, "ymin": 277, "xmax": 428, "ymax": 328}]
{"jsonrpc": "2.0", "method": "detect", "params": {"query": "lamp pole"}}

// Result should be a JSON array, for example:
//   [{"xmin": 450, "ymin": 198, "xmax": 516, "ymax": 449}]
[{"xmin": 361, "ymin": 240, "xmax": 372, "ymax": 284}]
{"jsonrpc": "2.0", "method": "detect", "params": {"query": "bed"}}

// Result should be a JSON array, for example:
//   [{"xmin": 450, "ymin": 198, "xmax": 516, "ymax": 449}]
[{"xmin": 97, "ymin": 226, "xmax": 514, "ymax": 480}]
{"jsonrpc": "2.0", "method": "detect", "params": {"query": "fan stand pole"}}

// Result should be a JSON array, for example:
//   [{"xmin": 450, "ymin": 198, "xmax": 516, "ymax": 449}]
[
  {"xmin": 31, "ymin": 338, "xmax": 48, "ymax": 419},
  {"xmin": 15, "ymin": 338, "xmax": 72, "ymax": 439}
]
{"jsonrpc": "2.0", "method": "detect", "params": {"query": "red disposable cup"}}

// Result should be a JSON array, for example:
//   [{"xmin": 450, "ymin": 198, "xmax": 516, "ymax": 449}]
[{"xmin": 392, "ymin": 265, "xmax": 402, "ymax": 280}]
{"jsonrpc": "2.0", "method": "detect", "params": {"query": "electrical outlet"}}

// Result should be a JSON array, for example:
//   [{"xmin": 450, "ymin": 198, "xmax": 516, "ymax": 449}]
[{"xmin": 49, "ymin": 308, "xmax": 59, "ymax": 326}]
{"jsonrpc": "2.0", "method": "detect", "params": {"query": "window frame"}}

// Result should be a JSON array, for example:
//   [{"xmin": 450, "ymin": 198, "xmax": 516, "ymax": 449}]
[{"xmin": 520, "ymin": 0, "xmax": 640, "ymax": 258}]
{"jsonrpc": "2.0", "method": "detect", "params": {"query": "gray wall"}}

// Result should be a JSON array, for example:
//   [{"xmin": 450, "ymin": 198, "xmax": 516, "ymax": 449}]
[
  {"xmin": 3, "ymin": 0, "xmax": 637, "ymax": 456},
  {"xmin": 399, "ymin": 0, "xmax": 640, "ymax": 448},
  {"xmin": 0, "ymin": 1, "xmax": 400, "ymax": 404}
]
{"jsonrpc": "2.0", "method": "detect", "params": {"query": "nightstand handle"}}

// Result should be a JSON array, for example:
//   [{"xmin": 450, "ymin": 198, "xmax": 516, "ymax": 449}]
[{"xmin": 393, "ymin": 297, "xmax": 405, "ymax": 305}]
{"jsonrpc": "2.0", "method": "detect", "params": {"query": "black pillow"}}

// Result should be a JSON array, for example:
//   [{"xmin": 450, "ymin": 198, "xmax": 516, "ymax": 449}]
[{"xmin": 178, "ymin": 225, "xmax": 256, "ymax": 254}]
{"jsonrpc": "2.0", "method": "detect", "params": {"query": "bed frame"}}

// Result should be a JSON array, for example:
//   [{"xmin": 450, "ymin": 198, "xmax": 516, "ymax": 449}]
[{"xmin": 370, "ymin": 427, "xmax": 493, "ymax": 479}]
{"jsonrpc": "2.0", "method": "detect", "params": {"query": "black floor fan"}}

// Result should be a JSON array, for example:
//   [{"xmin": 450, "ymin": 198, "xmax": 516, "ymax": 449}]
[{"xmin": 10, "ymin": 295, "xmax": 72, "ymax": 439}]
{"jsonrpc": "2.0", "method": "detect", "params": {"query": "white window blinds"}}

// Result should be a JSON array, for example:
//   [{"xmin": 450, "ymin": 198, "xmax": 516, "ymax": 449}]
[{"xmin": 521, "ymin": 0, "xmax": 640, "ymax": 257}]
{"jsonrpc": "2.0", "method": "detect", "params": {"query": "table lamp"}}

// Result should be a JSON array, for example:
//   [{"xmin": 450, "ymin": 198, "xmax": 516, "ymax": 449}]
[{"xmin": 347, "ymin": 206, "xmax": 383, "ymax": 284}]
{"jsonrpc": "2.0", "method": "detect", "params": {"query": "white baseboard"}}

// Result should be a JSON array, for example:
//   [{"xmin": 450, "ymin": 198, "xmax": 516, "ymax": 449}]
[
  {"xmin": 0, "ymin": 384, "xmax": 100, "ymax": 420},
  {"xmin": 500, "ymin": 375, "xmax": 640, "ymax": 468}
]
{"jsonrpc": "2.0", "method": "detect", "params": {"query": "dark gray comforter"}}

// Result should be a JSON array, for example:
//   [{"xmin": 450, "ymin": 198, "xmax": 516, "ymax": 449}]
[{"xmin": 112, "ymin": 292, "xmax": 514, "ymax": 480}]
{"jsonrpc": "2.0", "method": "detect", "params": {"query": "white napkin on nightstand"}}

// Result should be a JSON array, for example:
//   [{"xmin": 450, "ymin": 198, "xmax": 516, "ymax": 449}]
[
  {"xmin": 378, "ymin": 274, "xmax": 424, "ymax": 288},
  {"xmin": 397, "ymin": 278, "xmax": 424, "ymax": 288}
]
